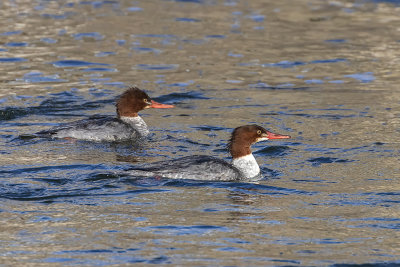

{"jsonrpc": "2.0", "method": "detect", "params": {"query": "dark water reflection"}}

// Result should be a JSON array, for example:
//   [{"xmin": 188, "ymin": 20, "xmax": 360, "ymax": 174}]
[{"xmin": 1, "ymin": 0, "xmax": 400, "ymax": 265}]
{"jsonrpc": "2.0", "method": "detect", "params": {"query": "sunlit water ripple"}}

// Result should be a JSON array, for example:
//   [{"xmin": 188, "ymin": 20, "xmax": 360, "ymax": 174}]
[{"xmin": 1, "ymin": 0, "xmax": 400, "ymax": 266}]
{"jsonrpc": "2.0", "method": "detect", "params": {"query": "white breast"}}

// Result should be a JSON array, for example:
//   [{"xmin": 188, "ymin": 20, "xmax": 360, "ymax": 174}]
[
  {"xmin": 232, "ymin": 154, "xmax": 260, "ymax": 178},
  {"xmin": 120, "ymin": 116, "xmax": 150, "ymax": 136}
]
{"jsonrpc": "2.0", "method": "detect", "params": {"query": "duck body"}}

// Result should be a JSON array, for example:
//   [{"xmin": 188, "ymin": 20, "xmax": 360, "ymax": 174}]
[
  {"xmin": 128, "ymin": 125, "xmax": 291, "ymax": 181},
  {"xmin": 131, "ymin": 155, "xmax": 243, "ymax": 181},
  {"xmin": 36, "ymin": 87, "xmax": 173, "ymax": 142},
  {"xmin": 37, "ymin": 115, "xmax": 146, "ymax": 142}
]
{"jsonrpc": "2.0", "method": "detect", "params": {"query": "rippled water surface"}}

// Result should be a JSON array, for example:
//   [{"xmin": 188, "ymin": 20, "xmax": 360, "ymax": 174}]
[{"xmin": 1, "ymin": 0, "xmax": 400, "ymax": 265}]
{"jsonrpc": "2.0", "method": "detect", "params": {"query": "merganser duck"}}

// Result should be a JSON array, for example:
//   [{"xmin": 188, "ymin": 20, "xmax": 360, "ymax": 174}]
[
  {"xmin": 128, "ymin": 125, "xmax": 291, "ymax": 181},
  {"xmin": 36, "ymin": 87, "xmax": 174, "ymax": 142}
]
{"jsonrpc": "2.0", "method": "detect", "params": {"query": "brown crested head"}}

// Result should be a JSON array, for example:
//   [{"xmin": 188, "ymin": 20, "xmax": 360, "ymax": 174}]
[
  {"xmin": 228, "ymin": 125, "xmax": 291, "ymax": 158},
  {"xmin": 116, "ymin": 87, "xmax": 151, "ymax": 117},
  {"xmin": 116, "ymin": 87, "xmax": 174, "ymax": 117}
]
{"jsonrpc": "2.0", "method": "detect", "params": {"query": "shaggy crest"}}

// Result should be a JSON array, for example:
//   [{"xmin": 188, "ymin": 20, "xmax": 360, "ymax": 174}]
[
  {"xmin": 228, "ymin": 125, "xmax": 268, "ymax": 158},
  {"xmin": 116, "ymin": 87, "xmax": 151, "ymax": 117}
]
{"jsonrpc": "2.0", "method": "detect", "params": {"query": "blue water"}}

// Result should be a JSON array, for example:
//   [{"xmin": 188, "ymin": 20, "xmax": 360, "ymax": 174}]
[{"xmin": 1, "ymin": 0, "xmax": 400, "ymax": 266}]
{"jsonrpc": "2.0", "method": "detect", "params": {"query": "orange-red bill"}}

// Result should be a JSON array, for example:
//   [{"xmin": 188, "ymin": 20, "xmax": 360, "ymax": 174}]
[
  {"xmin": 266, "ymin": 131, "xmax": 291, "ymax": 139},
  {"xmin": 150, "ymin": 100, "xmax": 174, "ymax": 108}
]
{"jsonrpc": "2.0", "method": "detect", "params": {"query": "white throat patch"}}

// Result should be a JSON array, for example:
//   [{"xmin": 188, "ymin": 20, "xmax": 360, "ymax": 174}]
[
  {"xmin": 256, "ymin": 137, "xmax": 269, "ymax": 142},
  {"xmin": 120, "ymin": 116, "xmax": 150, "ymax": 136},
  {"xmin": 232, "ymin": 154, "xmax": 260, "ymax": 178}
]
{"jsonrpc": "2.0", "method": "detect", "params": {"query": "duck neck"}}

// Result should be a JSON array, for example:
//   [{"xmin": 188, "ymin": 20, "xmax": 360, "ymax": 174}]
[
  {"xmin": 120, "ymin": 115, "xmax": 150, "ymax": 136},
  {"xmin": 232, "ymin": 154, "xmax": 260, "ymax": 179},
  {"xmin": 229, "ymin": 139, "xmax": 260, "ymax": 178}
]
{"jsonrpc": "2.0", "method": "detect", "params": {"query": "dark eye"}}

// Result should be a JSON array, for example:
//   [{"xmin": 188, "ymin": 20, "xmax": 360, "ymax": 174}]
[
  {"xmin": 257, "ymin": 130, "xmax": 261, "ymax": 135},
  {"xmin": 144, "ymin": 99, "xmax": 151, "ymax": 104}
]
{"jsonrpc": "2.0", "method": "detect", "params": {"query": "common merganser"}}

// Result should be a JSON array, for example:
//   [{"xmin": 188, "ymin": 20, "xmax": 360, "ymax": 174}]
[
  {"xmin": 36, "ymin": 87, "xmax": 174, "ymax": 142},
  {"xmin": 128, "ymin": 125, "xmax": 291, "ymax": 181}
]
